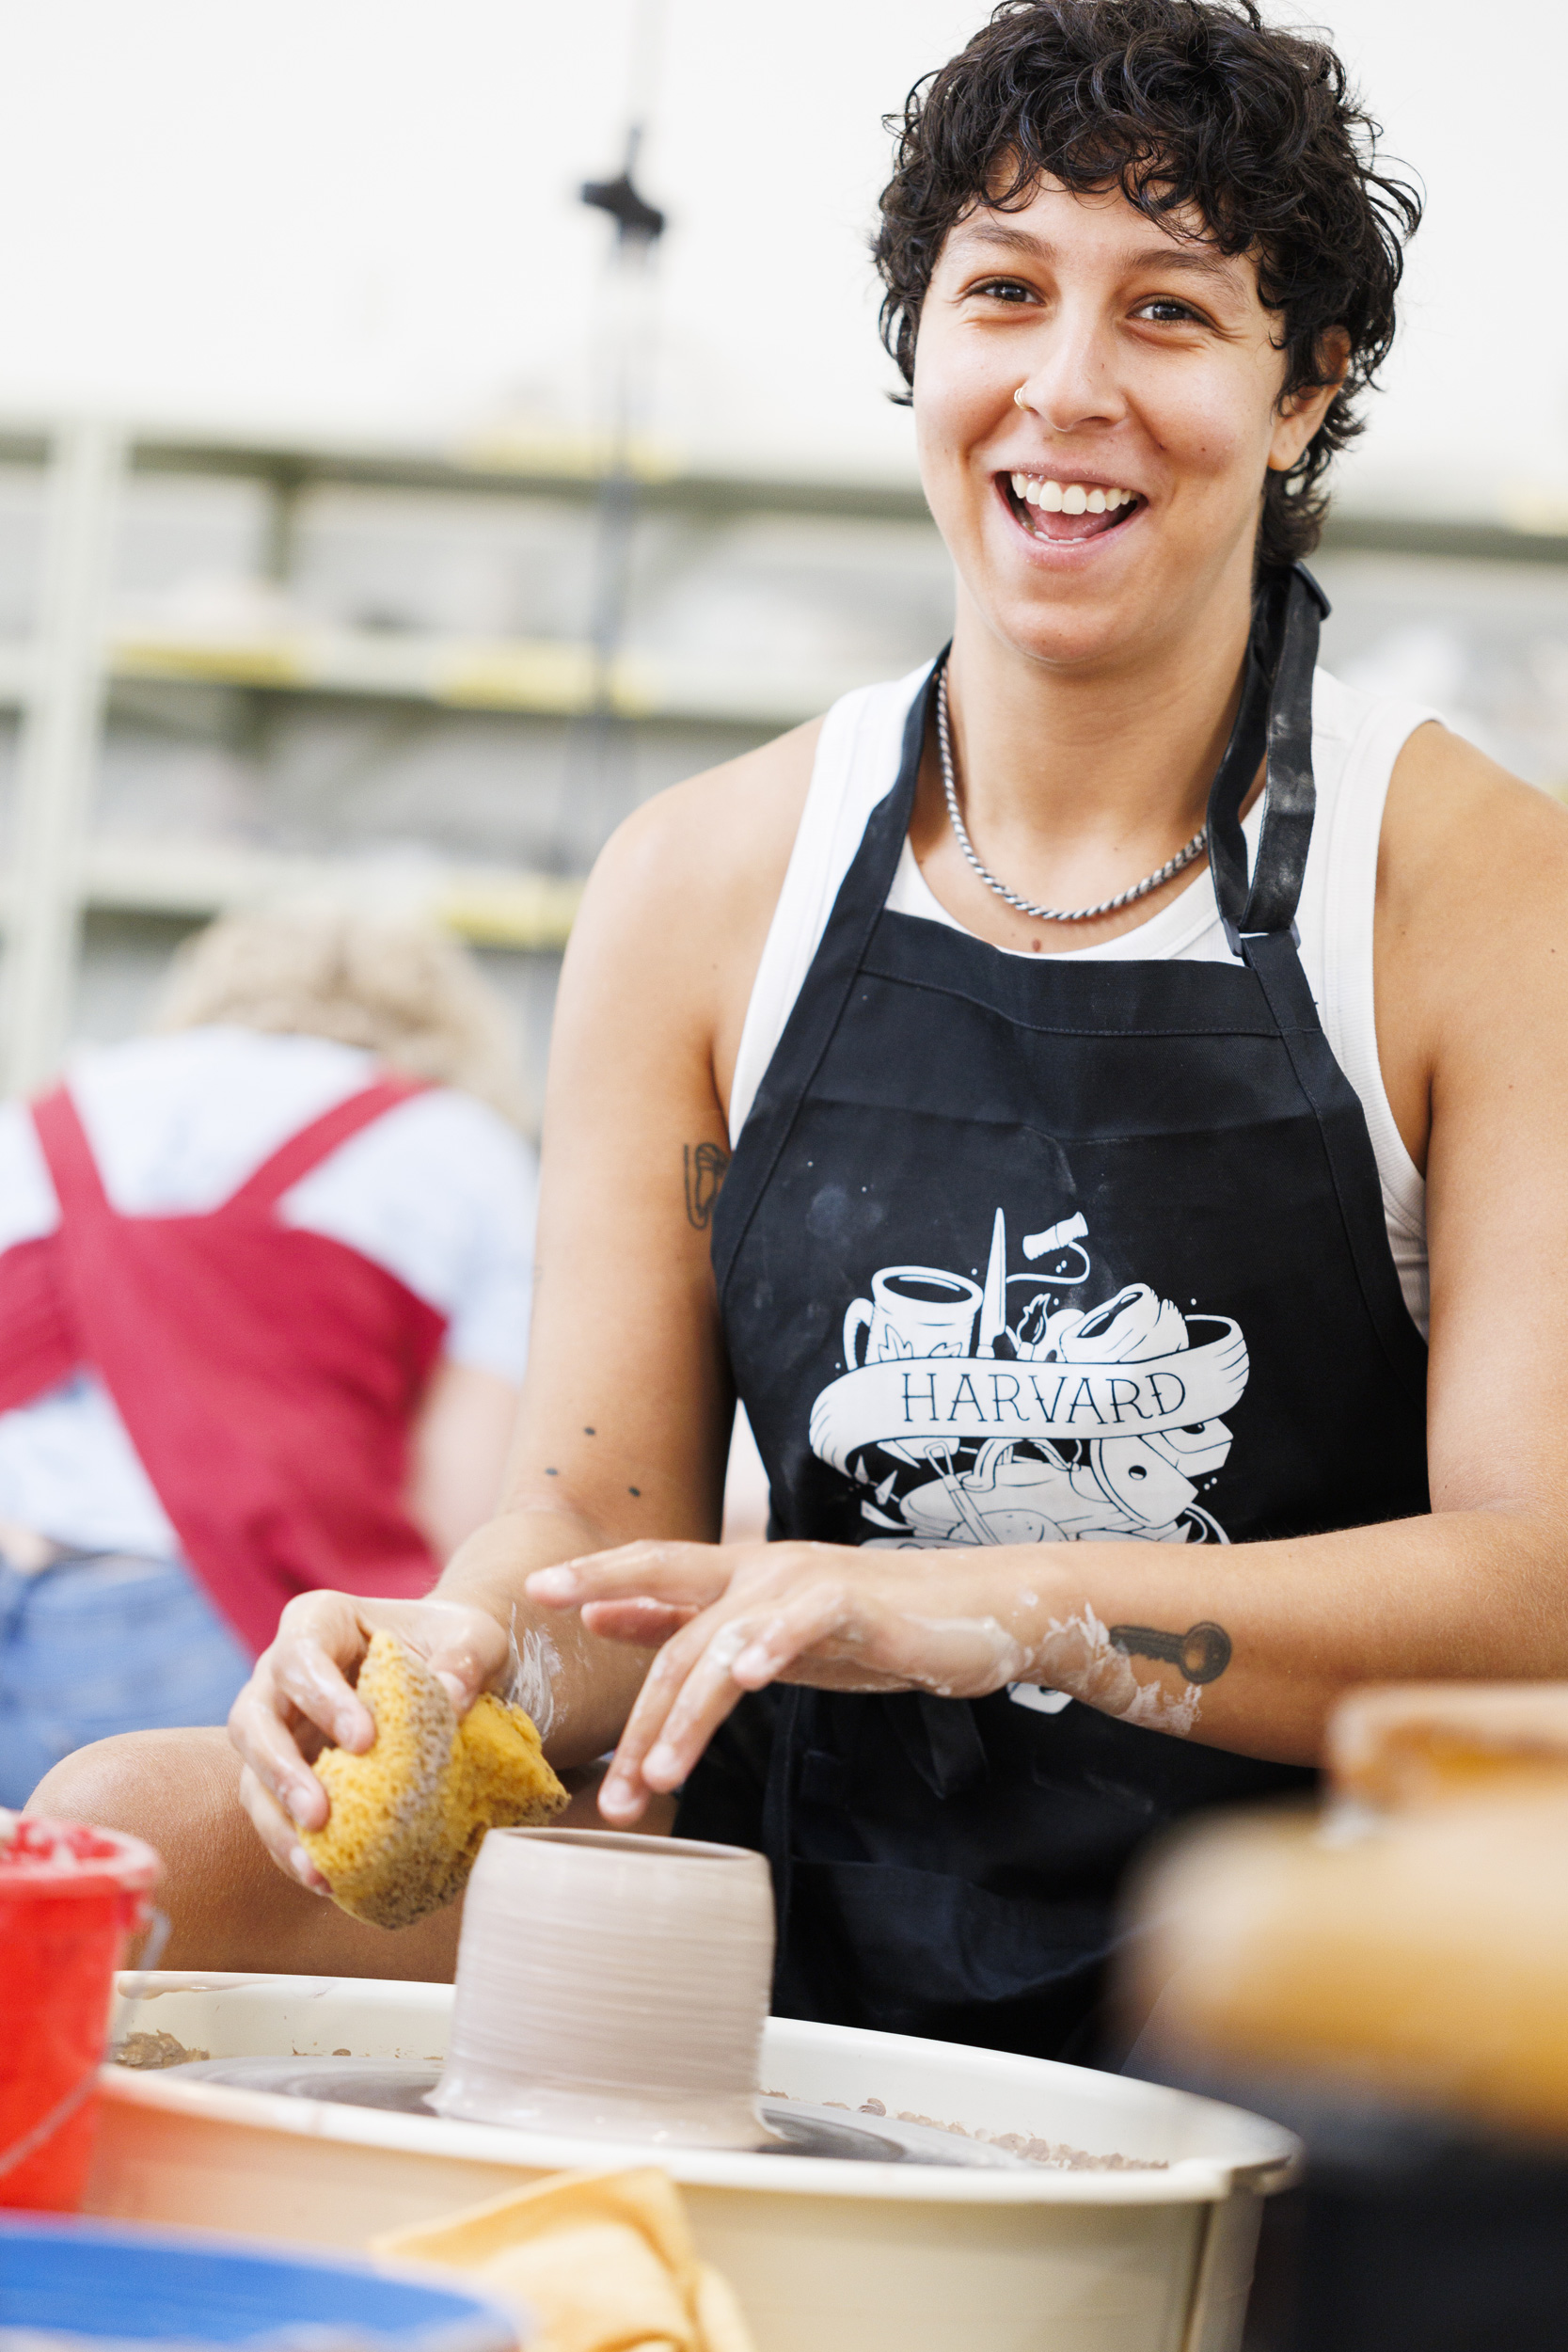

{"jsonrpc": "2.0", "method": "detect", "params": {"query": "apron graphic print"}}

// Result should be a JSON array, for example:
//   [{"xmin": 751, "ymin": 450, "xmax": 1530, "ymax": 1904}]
[{"xmin": 808, "ymin": 1205, "xmax": 1249, "ymax": 1551}]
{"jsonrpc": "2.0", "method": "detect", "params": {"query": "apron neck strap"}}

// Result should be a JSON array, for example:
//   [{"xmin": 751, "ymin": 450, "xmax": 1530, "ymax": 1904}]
[
  {"xmin": 28, "ymin": 1074, "xmax": 430, "ymax": 1225},
  {"xmin": 30, "ymin": 1088, "xmax": 107, "ymax": 1216},
  {"xmin": 224, "ymin": 1075, "xmax": 428, "ymax": 1212},
  {"xmin": 1206, "ymin": 561, "xmax": 1330, "ymax": 946},
  {"xmin": 827, "ymin": 560, "xmax": 1326, "ymax": 972}
]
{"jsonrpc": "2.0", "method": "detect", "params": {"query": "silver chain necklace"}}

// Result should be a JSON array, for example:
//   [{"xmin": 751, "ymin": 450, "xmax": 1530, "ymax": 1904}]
[{"xmin": 936, "ymin": 665, "xmax": 1208, "ymax": 925}]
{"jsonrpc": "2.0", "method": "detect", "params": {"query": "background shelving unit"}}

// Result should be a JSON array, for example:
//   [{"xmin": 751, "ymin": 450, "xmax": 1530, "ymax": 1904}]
[
  {"xmin": 3, "ymin": 414, "xmax": 1568, "ymax": 1111},
  {"xmin": 0, "ymin": 419, "xmax": 955, "ymax": 1100}
]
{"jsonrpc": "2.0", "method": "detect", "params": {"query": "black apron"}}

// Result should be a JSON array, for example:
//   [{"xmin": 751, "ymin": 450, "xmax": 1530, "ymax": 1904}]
[{"xmin": 681, "ymin": 564, "xmax": 1429, "ymax": 2062}]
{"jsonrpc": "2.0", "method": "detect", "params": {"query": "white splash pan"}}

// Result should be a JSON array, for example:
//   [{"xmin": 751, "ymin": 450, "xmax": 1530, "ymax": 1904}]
[{"xmin": 90, "ymin": 1973, "xmax": 1297, "ymax": 2352}]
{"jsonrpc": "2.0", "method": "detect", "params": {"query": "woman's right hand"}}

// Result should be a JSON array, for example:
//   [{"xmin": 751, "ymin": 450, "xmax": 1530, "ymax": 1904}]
[{"xmin": 228, "ymin": 1591, "xmax": 509, "ymax": 1890}]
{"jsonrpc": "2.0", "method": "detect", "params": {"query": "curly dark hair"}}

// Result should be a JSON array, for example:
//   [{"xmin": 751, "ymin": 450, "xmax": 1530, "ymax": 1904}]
[{"xmin": 874, "ymin": 0, "xmax": 1421, "ymax": 568}]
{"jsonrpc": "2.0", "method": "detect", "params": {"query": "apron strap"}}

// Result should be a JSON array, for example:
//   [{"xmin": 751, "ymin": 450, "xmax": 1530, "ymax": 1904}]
[
  {"xmin": 30, "ymin": 1073, "xmax": 429, "ymax": 1225},
  {"xmin": 1240, "ymin": 925, "xmax": 1428, "ymax": 1400},
  {"xmin": 1206, "ymin": 563, "xmax": 1330, "ymax": 944},
  {"xmin": 223, "ymin": 1075, "xmax": 428, "ymax": 1211},
  {"xmin": 714, "ymin": 669, "xmax": 938, "ymax": 1304},
  {"xmin": 30, "ymin": 1088, "xmax": 110, "ymax": 1217},
  {"xmin": 1206, "ymin": 565, "xmax": 1421, "ymax": 1391}
]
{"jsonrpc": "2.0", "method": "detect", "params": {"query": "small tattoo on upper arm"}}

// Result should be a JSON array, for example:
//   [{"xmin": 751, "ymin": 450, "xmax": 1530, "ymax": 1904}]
[
  {"xmin": 684, "ymin": 1140, "xmax": 731, "ymax": 1231},
  {"xmin": 1109, "ymin": 1621, "xmax": 1232, "ymax": 1684}
]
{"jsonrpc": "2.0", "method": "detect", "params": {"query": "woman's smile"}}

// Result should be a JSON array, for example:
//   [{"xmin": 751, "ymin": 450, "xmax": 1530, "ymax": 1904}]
[{"xmin": 994, "ymin": 467, "xmax": 1148, "ymax": 554}]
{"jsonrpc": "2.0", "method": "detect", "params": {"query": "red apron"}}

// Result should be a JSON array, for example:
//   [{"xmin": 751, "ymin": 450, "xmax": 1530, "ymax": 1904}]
[{"xmin": 0, "ymin": 1076, "xmax": 448, "ymax": 1655}]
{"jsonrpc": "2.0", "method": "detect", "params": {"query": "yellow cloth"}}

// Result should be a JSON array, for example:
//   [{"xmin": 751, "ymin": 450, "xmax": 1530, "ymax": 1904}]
[
  {"xmin": 374, "ymin": 2168, "xmax": 756, "ymax": 2352},
  {"xmin": 301, "ymin": 1629, "xmax": 567, "ymax": 1928}
]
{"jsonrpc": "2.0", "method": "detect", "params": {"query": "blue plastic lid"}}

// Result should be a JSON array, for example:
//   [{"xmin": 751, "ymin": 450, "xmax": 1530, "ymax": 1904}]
[{"xmin": 0, "ymin": 2217, "xmax": 520, "ymax": 2352}]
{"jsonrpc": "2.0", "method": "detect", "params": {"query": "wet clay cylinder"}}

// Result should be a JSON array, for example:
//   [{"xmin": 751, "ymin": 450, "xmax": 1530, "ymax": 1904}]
[{"xmin": 433, "ymin": 1828, "xmax": 775, "ymax": 2147}]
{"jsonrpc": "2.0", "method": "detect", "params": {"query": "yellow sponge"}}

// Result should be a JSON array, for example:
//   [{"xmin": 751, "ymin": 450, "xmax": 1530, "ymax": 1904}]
[{"xmin": 302, "ymin": 1629, "xmax": 567, "ymax": 1929}]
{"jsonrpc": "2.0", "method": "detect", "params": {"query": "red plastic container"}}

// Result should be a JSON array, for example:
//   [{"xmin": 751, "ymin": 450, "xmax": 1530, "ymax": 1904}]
[{"xmin": 0, "ymin": 1812, "xmax": 161, "ymax": 2211}]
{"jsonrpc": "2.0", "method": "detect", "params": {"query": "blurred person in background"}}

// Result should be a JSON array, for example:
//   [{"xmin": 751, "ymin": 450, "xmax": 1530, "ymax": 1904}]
[{"xmin": 0, "ymin": 910, "xmax": 535, "ymax": 1805}]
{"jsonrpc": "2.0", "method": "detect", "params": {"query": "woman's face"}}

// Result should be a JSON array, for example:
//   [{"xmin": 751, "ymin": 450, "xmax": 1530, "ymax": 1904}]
[{"xmin": 912, "ymin": 174, "xmax": 1337, "ymax": 673}]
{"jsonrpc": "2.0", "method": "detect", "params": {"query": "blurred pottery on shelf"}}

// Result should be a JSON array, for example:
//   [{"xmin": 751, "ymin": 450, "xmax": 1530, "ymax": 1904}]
[{"xmin": 1328, "ymin": 1677, "xmax": 1568, "ymax": 1812}]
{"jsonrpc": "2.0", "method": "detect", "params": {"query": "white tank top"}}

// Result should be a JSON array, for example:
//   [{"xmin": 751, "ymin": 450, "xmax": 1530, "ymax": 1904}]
[{"xmin": 729, "ymin": 663, "xmax": 1436, "ymax": 1340}]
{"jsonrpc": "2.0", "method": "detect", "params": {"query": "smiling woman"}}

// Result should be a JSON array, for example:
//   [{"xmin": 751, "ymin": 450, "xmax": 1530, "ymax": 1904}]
[
  {"xmin": 43, "ymin": 1, "xmax": 1568, "ymax": 2071},
  {"xmin": 876, "ymin": 0, "xmax": 1418, "ymax": 571}
]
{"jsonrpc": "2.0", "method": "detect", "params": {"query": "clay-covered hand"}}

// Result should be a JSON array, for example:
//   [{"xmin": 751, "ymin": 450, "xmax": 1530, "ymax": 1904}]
[
  {"xmin": 526, "ymin": 1539, "xmax": 1037, "ymax": 1823},
  {"xmin": 228, "ymin": 1590, "xmax": 509, "ymax": 1890}
]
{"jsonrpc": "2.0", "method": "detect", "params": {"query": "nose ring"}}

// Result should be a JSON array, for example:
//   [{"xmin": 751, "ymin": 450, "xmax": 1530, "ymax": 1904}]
[{"xmin": 1013, "ymin": 383, "xmax": 1030, "ymax": 407}]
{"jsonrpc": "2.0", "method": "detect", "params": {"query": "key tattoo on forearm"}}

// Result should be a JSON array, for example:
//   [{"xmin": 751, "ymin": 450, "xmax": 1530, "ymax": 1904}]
[{"xmin": 1108, "ymin": 1620, "xmax": 1232, "ymax": 1684}]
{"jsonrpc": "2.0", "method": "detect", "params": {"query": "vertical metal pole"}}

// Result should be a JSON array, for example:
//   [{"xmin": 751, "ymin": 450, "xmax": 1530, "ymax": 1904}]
[
  {"xmin": 259, "ymin": 465, "xmax": 304, "ymax": 585},
  {"xmin": 0, "ymin": 419, "xmax": 122, "ymax": 1093},
  {"xmin": 573, "ymin": 102, "xmax": 668, "ymax": 853}
]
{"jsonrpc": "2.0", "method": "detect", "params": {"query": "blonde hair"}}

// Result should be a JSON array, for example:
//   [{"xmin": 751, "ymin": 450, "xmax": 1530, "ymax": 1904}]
[{"xmin": 154, "ymin": 909, "xmax": 530, "ymax": 1129}]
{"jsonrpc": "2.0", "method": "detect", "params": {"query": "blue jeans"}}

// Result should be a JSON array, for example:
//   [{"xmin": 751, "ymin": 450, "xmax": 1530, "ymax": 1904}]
[{"xmin": 0, "ymin": 1552, "xmax": 254, "ymax": 1807}]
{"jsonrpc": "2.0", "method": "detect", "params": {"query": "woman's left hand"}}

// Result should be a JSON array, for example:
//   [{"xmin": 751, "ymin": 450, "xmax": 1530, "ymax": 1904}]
[{"xmin": 526, "ymin": 1538, "xmax": 1037, "ymax": 1822}]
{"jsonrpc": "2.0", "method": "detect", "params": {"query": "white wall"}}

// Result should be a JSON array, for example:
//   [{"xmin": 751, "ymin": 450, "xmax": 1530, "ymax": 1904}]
[{"xmin": 0, "ymin": 0, "xmax": 1556, "ymax": 508}]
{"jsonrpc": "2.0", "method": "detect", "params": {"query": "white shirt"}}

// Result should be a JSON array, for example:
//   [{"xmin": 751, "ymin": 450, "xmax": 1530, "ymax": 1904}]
[{"xmin": 0, "ymin": 1026, "xmax": 537, "ymax": 1557}]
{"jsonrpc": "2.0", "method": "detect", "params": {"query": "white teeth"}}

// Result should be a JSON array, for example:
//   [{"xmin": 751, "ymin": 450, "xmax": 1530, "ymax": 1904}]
[{"xmin": 1010, "ymin": 475, "xmax": 1139, "ymax": 519}]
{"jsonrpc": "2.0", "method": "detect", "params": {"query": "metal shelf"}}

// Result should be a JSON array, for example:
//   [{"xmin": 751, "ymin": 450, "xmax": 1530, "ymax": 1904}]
[
  {"xmin": 1319, "ymin": 512, "xmax": 1568, "ymax": 567},
  {"xmin": 107, "ymin": 627, "xmax": 843, "ymax": 729},
  {"xmin": 0, "ymin": 626, "xmax": 848, "ymax": 730},
  {"xmin": 128, "ymin": 435, "xmax": 938, "ymax": 527},
  {"xmin": 0, "ymin": 425, "xmax": 935, "ymax": 526},
  {"xmin": 79, "ymin": 838, "xmax": 580, "ymax": 951},
  {"xmin": 0, "ymin": 417, "xmax": 915, "ymax": 1090}
]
